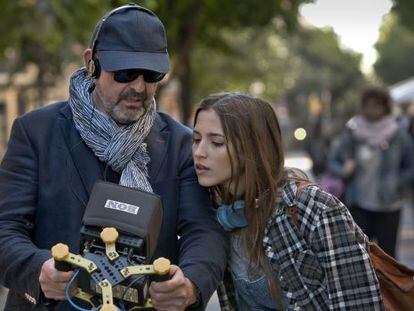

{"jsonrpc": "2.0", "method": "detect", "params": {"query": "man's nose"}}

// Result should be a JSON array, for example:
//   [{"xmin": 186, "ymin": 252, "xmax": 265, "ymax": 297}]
[{"xmin": 130, "ymin": 74, "xmax": 145, "ymax": 90}]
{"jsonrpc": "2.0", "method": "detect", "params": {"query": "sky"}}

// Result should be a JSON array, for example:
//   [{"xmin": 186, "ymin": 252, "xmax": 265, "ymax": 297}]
[{"xmin": 300, "ymin": 0, "xmax": 393, "ymax": 73}]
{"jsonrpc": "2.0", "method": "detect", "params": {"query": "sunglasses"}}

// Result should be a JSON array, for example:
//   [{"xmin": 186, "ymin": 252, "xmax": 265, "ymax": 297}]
[{"xmin": 112, "ymin": 69, "xmax": 165, "ymax": 83}]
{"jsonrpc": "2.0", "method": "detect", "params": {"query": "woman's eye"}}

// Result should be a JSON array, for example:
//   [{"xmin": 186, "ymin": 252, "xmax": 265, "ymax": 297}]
[
  {"xmin": 192, "ymin": 138, "xmax": 201, "ymax": 144},
  {"xmin": 212, "ymin": 142, "xmax": 224, "ymax": 147}
]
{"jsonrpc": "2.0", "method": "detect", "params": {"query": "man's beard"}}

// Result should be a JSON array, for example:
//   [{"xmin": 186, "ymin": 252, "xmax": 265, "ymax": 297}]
[{"xmin": 95, "ymin": 87, "xmax": 152, "ymax": 125}]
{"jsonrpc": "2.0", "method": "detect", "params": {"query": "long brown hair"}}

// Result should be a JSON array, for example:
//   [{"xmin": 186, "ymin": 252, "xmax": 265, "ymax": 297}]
[{"xmin": 193, "ymin": 92, "xmax": 285, "ymax": 298}]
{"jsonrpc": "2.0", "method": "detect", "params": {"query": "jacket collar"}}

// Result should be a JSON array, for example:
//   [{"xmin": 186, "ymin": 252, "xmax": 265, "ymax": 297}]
[{"xmin": 280, "ymin": 181, "xmax": 298, "ymax": 207}]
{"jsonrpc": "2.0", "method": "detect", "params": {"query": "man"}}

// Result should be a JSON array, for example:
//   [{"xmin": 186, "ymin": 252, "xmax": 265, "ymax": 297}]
[{"xmin": 0, "ymin": 3, "xmax": 227, "ymax": 310}]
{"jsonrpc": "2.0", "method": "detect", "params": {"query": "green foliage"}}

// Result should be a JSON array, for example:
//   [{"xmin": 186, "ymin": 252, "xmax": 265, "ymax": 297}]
[
  {"xmin": 374, "ymin": 13, "xmax": 414, "ymax": 85},
  {"xmin": 391, "ymin": 0, "xmax": 414, "ymax": 30},
  {"xmin": 139, "ymin": 0, "xmax": 311, "ymax": 121},
  {"xmin": 140, "ymin": 0, "xmax": 309, "ymax": 53},
  {"xmin": 190, "ymin": 24, "xmax": 363, "ymax": 123},
  {"xmin": 0, "ymin": 0, "xmax": 364, "ymax": 133},
  {"xmin": 285, "ymin": 27, "xmax": 363, "ymax": 119},
  {"xmin": 0, "ymin": 0, "xmax": 311, "ymax": 118},
  {"xmin": 0, "ymin": 0, "xmax": 113, "ymax": 72},
  {"xmin": 191, "ymin": 26, "xmax": 295, "ymax": 103}
]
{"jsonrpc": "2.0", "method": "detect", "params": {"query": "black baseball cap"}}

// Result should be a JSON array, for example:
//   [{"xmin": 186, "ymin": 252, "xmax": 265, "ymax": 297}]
[{"xmin": 90, "ymin": 3, "xmax": 169, "ymax": 74}]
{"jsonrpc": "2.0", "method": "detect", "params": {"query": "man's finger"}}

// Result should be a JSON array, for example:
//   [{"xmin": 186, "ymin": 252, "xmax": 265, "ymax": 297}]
[
  {"xmin": 151, "ymin": 297, "xmax": 186, "ymax": 311},
  {"xmin": 47, "ymin": 271, "xmax": 74, "ymax": 283},
  {"xmin": 150, "ymin": 265, "xmax": 183, "ymax": 293}
]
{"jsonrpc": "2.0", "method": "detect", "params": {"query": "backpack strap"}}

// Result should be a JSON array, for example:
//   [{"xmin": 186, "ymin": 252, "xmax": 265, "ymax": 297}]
[{"xmin": 285, "ymin": 180, "xmax": 314, "ymax": 227}]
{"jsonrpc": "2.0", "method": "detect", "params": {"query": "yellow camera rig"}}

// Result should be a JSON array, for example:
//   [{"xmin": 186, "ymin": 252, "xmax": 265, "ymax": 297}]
[{"xmin": 51, "ymin": 227, "xmax": 170, "ymax": 311}]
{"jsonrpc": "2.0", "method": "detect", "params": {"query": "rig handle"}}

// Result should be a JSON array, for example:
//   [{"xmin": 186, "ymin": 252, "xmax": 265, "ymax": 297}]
[
  {"xmin": 151, "ymin": 257, "xmax": 171, "ymax": 282},
  {"xmin": 51, "ymin": 243, "xmax": 72, "ymax": 272}
]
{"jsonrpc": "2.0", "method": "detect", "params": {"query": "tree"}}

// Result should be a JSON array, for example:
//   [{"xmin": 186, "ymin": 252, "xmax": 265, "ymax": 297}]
[
  {"xmin": 190, "ymin": 26, "xmax": 297, "ymax": 106},
  {"xmin": 374, "ymin": 13, "xmax": 414, "ymax": 85},
  {"xmin": 0, "ymin": 0, "xmax": 115, "ymax": 107},
  {"xmin": 126, "ymin": 0, "xmax": 312, "ymax": 122},
  {"xmin": 285, "ymin": 27, "xmax": 364, "ymax": 121},
  {"xmin": 0, "ymin": 0, "xmax": 311, "ymax": 121},
  {"xmin": 391, "ymin": 0, "xmax": 414, "ymax": 30},
  {"xmin": 182, "ymin": 22, "xmax": 364, "ymax": 128}
]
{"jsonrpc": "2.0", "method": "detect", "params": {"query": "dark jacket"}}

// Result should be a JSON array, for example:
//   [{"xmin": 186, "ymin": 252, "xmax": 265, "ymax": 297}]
[{"xmin": 0, "ymin": 101, "xmax": 228, "ymax": 310}]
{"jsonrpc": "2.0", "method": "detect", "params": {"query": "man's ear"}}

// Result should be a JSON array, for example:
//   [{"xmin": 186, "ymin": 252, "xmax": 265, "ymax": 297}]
[
  {"xmin": 83, "ymin": 48, "xmax": 93, "ymax": 68},
  {"xmin": 83, "ymin": 48, "xmax": 100, "ymax": 78}
]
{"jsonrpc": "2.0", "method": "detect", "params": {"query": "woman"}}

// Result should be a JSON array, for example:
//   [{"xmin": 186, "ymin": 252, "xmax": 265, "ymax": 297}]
[
  {"xmin": 329, "ymin": 87, "xmax": 414, "ymax": 257},
  {"xmin": 192, "ymin": 92, "xmax": 384, "ymax": 310}
]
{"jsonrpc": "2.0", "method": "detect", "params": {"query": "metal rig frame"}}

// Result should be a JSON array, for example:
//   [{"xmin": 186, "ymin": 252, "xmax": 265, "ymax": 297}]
[{"xmin": 51, "ymin": 227, "xmax": 170, "ymax": 311}]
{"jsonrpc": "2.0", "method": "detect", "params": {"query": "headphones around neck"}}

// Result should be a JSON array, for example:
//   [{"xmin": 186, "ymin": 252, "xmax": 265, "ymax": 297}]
[{"xmin": 87, "ymin": 3, "xmax": 156, "ymax": 79}]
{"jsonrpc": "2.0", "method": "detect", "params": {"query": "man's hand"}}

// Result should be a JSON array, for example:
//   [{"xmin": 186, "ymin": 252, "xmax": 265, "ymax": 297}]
[
  {"xmin": 149, "ymin": 265, "xmax": 198, "ymax": 311},
  {"xmin": 39, "ymin": 258, "xmax": 74, "ymax": 300}
]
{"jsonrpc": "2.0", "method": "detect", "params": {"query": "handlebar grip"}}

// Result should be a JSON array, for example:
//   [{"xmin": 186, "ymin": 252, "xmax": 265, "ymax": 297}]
[
  {"xmin": 151, "ymin": 273, "xmax": 170, "ymax": 283},
  {"xmin": 54, "ymin": 260, "xmax": 72, "ymax": 272},
  {"xmin": 51, "ymin": 243, "xmax": 72, "ymax": 272},
  {"xmin": 151, "ymin": 257, "xmax": 171, "ymax": 282}
]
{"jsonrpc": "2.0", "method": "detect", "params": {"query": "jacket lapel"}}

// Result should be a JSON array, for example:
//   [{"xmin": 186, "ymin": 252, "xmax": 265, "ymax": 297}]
[
  {"xmin": 58, "ymin": 104, "xmax": 102, "ymax": 200},
  {"xmin": 146, "ymin": 114, "xmax": 169, "ymax": 185}
]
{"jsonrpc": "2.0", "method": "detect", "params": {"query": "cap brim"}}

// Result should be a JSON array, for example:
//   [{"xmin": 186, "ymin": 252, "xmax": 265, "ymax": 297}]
[{"xmin": 98, "ymin": 50, "xmax": 169, "ymax": 74}]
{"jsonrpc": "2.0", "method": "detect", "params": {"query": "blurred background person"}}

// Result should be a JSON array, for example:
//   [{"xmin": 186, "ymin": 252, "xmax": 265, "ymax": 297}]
[
  {"xmin": 305, "ymin": 115, "xmax": 346, "ymax": 199},
  {"xmin": 305, "ymin": 115, "xmax": 330, "ymax": 178},
  {"xmin": 328, "ymin": 86, "xmax": 414, "ymax": 257}
]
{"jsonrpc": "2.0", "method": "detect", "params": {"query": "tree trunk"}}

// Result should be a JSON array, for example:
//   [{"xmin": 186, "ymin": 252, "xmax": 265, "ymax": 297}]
[
  {"xmin": 169, "ymin": 6, "xmax": 203, "ymax": 125},
  {"xmin": 177, "ymin": 55, "xmax": 192, "ymax": 125}
]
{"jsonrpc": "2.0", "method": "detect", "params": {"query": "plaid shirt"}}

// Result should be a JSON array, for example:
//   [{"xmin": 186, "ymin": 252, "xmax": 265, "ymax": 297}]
[{"xmin": 217, "ymin": 181, "xmax": 384, "ymax": 310}]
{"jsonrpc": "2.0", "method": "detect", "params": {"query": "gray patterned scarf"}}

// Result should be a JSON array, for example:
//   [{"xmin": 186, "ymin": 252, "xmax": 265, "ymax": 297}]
[{"xmin": 68, "ymin": 67, "xmax": 155, "ymax": 192}]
